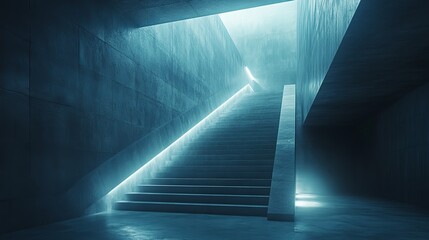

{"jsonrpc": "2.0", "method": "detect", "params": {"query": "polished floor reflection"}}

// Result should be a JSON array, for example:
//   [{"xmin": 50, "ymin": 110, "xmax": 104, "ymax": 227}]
[{"xmin": 2, "ymin": 195, "xmax": 429, "ymax": 239}]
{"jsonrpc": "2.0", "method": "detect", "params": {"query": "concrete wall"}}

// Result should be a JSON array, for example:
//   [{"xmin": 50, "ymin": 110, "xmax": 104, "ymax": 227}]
[
  {"xmin": 297, "ymin": 0, "xmax": 360, "ymax": 122},
  {"xmin": 295, "ymin": 125, "xmax": 372, "ymax": 195},
  {"xmin": 0, "ymin": 0, "xmax": 246, "ymax": 233},
  {"xmin": 112, "ymin": 0, "xmax": 293, "ymax": 27},
  {"xmin": 268, "ymin": 85, "xmax": 295, "ymax": 221},
  {"xmin": 366, "ymin": 82, "xmax": 429, "ymax": 208},
  {"xmin": 296, "ymin": 0, "xmax": 366, "ymax": 194},
  {"xmin": 296, "ymin": 0, "xmax": 429, "ymax": 204},
  {"xmin": 220, "ymin": 2, "xmax": 296, "ymax": 91},
  {"xmin": 295, "ymin": 0, "xmax": 369, "ymax": 195}
]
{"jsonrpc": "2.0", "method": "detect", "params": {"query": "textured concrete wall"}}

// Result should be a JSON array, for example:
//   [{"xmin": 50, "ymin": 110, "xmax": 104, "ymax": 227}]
[
  {"xmin": 220, "ymin": 2, "xmax": 296, "ymax": 91},
  {"xmin": 294, "ymin": 0, "xmax": 367, "ymax": 195},
  {"xmin": 297, "ymin": 0, "xmax": 360, "ymax": 122},
  {"xmin": 0, "ymin": 0, "xmax": 246, "ymax": 233},
  {"xmin": 268, "ymin": 85, "xmax": 295, "ymax": 221},
  {"xmin": 367, "ymin": 82, "xmax": 429, "ymax": 208},
  {"xmin": 112, "ymin": 0, "xmax": 292, "ymax": 27}
]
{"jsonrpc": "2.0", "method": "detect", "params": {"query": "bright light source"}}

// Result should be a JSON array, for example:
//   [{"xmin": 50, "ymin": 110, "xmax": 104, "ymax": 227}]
[
  {"xmin": 245, "ymin": 66, "xmax": 256, "ymax": 81},
  {"xmin": 295, "ymin": 194, "xmax": 322, "ymax": 207},
  {"xmin": 296, "ymin": 194, "xmax": 318, "ymax": 199},
  {"xmin": 295, "ymin": 200, "xmax": 322, "ymax": 208},
  {"xmin": 104, "ymin": 84, "xmax": 251, "ymax": 209}
]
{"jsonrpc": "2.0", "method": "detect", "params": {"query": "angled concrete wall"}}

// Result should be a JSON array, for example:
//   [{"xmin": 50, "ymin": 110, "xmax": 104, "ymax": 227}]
[
  {"xmin": 295, "ymin": 0, "xmax": 368, "ymax": 195},
  {"xmin": 297, "ymin": 0, "xmax": 360, "ymax": 122},
  {"xmin": 0, "ymin": 0, "xmax": 246, "ymax": 233},
  {"xmin": 112, "ymin": 0, "xmax": 292, "ymax": 27}
]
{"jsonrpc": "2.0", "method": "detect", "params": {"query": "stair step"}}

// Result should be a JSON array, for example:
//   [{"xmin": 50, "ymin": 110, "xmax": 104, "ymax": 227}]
[
  {"xmin": 169, "ymin": 160, "xmax": 274, "ymax": 166},
  {"xmin": 204, "ymin": 125, "xmax": 277, "ymax": 130},
  {"xmin": 143, "ymin": 178, "xmax": 272, "ymax": 186},
  {"xmin": 171, "ymin": 154, "xmax": 275, "ymax": 161},
  {"xmin": 201, "ymin": 130, "xmax": 278, "ymax": 135},
  {"xmin": 135, "ymin": 185, "xmax": 270, "ymax": 195},
  {"xmin": 219, "ymin": 112, "xmax": 280, "ymax": 117},
  {"xmin": 114, "ymin": 201, "xmax": 268, "ymax": 216},
  {"xmin": 205, "ymin": 126, "xmax": 278, "ymax": 131},
  {"xmin": 192, "ymin": 138, "xmax": 277, "ymax": 143},
  {"xmin": 206, "ymin": 122, "xmax": 278, "ymax": 126},
  {"xmin": 163, "ymin": 166, "xmax": 273, "ymax": 173},
  {"xmin": 202, "ymin": 130, "xmax": 279, "ymax": 135},
  {"xmin": 114, "ymin": 91, "xmax": 283, "ymax": 217},
  {"xmin": 156, "ymin": 171, "xmax": 273, "ymax": 179},
  {"xmin": 186, "ymin": 143, "xmax": 275, "ymax": 149},
  {"xmin": 183, "ymin": 149, "xmax": 275, "ymax": 155},
  {"xmin": 187, "ymin": 140, "xmax": 277, "ymax": 146},
  {"xmin": 125, "ymin": 192, "xmax": 269, "ymax": 205},
  {"xmin": 194, "ymin": 136, "xmax": 276, "ymax": 141},
  {"xmin": 217, "ymin": 115, "xmax": 279, "ymax": 120},
  {"xmin": 230, "ymin": 104, "xmax": 280, "ymax": 108}
]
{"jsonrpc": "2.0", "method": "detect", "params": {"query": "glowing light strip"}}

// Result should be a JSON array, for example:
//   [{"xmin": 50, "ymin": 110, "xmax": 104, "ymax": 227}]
[
  {"xmin": 295, "ymin": 194, "xmax": 322, "ymax": 208},
  {"xmin": 107, "ymin": 84, "xmax": 251, "ymax": 197},
  {"xmin": 295, "ymin": 200, "xmax": 322, "ymax": 208},
  {"xmin": 245, "ymin": 66, "xmax": 256, "ymax": 81}
]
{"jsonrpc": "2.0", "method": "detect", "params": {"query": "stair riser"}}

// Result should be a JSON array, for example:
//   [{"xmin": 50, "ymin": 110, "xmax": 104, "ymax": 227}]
[
  {"xmin": 156, "ymin": 172, "xmax": 273, "ymax": 179},
  {"xmin": 136, "ymin": 186, "xmax": 270, "ymax": 195},
  {"xmin": 188, "ymin": 140, "xmax": 277, "ymax": 145},
  {"xmin": 163, "ymin": 166, "xmax": 273, "ymax": 173},
  {"xmin": 201, "ymin": 131, "xmax": 279, "ymax": 136},
  {"xmin": 126, "ymin": 194, "xmax": 269, "ymax": 205},
  {"xmin": 209, "ymin": 121, "xmax": 280, "ymax": 127},
  {"xmin": 196, "ymin": 135, "xmax": 277, "ymax": 139},
  {"xmin": 205, "ymin": 124, "xmax": 278, "ymax": 132},
  {"xmin": 169, "ymin": 161, "xmax": 274, "ymax": 166},
  {"xmin": 144, "ymin": 179, "xmax": 272, "ymax": 186},
  {"xmin": 171, "ymin": 155, "xmax": 274, "ymax": 161},
  {"xmin": 207, "ymin": 122, "xmax": 279, "ymax": 127},
  {"xmin": 229, "ymin": 106, "xmax": 280, "ymax": 110},
  {"xmin": 115, "ymin": 202, "xmax": 268, "ymax": 217},
  {"xmin": 184, "ymin": 151, "xmax": 275, "ymax": 156},
  {"xmin": 220, "ymin": 113, "xmax": 280, "ymax": 118},
  {"xmin": 198, "ymin": 131, "xmax": 278, "ymax": 136},
  {"xmin": 213, "ymin": 116, "xmax": 279, "ymax": 121},
  {"xmin": 187, "ymin": 144, "xmax": 276, "ymax": 149}
]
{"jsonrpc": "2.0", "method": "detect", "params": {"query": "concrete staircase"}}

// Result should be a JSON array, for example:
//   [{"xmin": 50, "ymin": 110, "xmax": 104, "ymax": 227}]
[{"xmin": 115, "ymin": 92, "xmax": 282, "ymax": 216}]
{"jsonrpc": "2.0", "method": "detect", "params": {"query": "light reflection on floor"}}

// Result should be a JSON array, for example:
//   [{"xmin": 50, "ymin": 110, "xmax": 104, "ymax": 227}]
[{"xmin": 2, "ymin": 195, "xmax": 429, "ymax": 240}]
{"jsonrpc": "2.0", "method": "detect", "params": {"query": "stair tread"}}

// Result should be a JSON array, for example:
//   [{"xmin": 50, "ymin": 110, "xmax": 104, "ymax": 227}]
[
  {"xmin": 127, "ymin": 192, "xmax": 269, "ymax": 197},
  {"xmin": 173, "ymin": 153, "xmax": 272, "ymax": 156},
  {"xmin": 148, "ymin": 178, "xmax": 272, "ymax": 180},
  {"xmin": 116, "ymin": 201, "xmax": 267, "ymax": 208},
  {"xmin": 137, "ymin": 184, "xmax": 270, "ymax": 189}
]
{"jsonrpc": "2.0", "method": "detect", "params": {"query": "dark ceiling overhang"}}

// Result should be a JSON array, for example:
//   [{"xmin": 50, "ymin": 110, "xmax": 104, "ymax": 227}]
[
  {"xmin": 111, "ymin": 0, "xmax": 291, "ymax": 27},
  {"xmin": 305, "ymin": 0, "xmax": 429, "ymax": 126}
]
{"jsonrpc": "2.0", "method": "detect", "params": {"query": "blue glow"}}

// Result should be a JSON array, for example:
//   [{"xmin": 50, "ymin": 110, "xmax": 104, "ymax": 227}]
[
  {"xmin": 296, "ymin": 194, "xmax": 318, "ymax": 199},
  {"xmin": 295, "ymin": 200, "xmax": 322, "ymax": 208},
  {"xmin": 104, "ymin": 84, "xmax": 251, "ymax": 209},
  {"xmin": 295, "ymin": 194, "xmax": 322, "ymax": 207},
  {"xmin": 245, "ymin": 66, "xmax": 256, "ymax": 81}
]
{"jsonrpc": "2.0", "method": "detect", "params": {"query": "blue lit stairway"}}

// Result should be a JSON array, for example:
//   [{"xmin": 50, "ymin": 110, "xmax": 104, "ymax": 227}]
[{"xmin": 114, "ymin": 92, "xmax": 282, "ymax": 216}]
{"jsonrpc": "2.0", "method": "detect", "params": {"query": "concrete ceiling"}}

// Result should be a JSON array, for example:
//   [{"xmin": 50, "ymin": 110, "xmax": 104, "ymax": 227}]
[
  {"xmin": 305, "ymin": 0, "xmax": 429, "ymax": 125},
  {"xmin": 111, "ymin": 0, "xmax": 291, "ymax": 27}
]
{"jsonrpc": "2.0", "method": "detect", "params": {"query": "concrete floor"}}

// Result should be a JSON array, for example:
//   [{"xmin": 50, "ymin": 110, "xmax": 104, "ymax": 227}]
[{"xmin": 2, "ymin": 195, "xmax": 429, "ymax": 240}]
